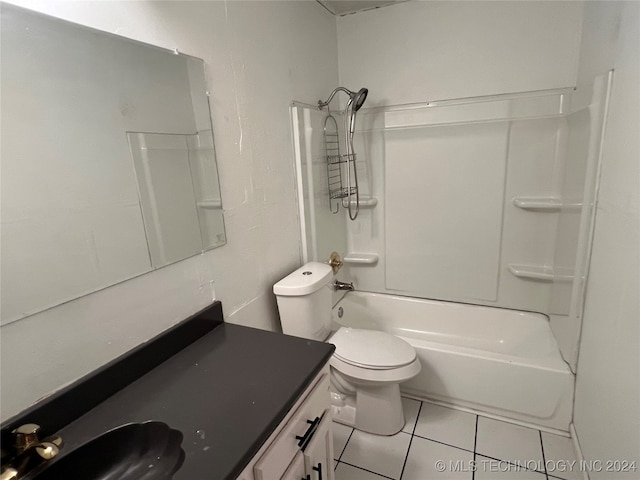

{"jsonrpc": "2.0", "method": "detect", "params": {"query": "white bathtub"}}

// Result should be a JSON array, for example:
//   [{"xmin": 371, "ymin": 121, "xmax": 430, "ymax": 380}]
[{"xmin": 332, "ymin": 291, "xmax": 574, "ymax": 432}]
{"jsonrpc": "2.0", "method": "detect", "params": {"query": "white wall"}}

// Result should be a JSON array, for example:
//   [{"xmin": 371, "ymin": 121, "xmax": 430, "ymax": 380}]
[
  {"xmin": 0, "ymin": 0, "xmax": 338, "ymax": 421},
  {"xmin": 337, "ymin": 1, "xmax": 583, "ymax": 105},
  {"xmin": 572, "ymin": 1, "xmax": 640, "ymax": 475}
]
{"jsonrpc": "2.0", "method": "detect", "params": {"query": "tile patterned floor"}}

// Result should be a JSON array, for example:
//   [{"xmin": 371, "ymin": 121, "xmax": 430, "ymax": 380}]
[{"xmin": 333, "ymin": 398, "xmax": 581, "ymax": 480}]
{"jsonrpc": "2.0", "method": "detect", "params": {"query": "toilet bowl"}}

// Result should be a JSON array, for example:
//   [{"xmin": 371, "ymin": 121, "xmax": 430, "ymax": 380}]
[
  {"xmin": 328, "ymin": 327, "xmax": 421, "ymax": 434},
  {"xmin": 273, "ymin": 262, "xmax": 421, "ymax": 435}
]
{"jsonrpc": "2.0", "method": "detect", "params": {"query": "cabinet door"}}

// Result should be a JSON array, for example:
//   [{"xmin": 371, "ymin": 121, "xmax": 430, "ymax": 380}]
[
  {"xmin": 281, "ymin": 451, "xmax": 306, "ymax": 480},
  {"xmin": 254, "ymin": 374, "xmax": 330, "ymax": 480},
  {"xmin": 303, "ymin": 412, "xmax": 335, "ymax": 480}
]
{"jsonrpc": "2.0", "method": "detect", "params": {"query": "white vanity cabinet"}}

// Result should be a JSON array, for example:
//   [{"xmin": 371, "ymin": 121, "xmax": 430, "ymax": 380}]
[
  {"xmin": 237, "ymin": 364, "xmax": 334, "ymax": 480},
  {"xmin": 301, "ymin": 410, "xmax": 334, "ymax": 480},
  {"xmin": 281, "ymin": 452, "xmax": 306, "ymax": 479}
]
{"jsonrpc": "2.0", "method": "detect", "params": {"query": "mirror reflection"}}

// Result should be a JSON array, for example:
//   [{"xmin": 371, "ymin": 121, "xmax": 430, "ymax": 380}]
[{"xmin": 0, "ymin": 4, "xmax": 226, "ymax": 325}]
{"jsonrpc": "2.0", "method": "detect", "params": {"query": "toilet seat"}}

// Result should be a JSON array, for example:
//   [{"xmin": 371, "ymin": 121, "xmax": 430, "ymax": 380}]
[
  {"xmin": 330, "ymin": 354, "xmax": 421, "ymax": 383},
  {"xmin": 328, "ymin": 327, "xmax": 421, "ymax": 383},
  {"xmin": 329, "ymin": 327, "xmax": 416, "ymax": 369}
]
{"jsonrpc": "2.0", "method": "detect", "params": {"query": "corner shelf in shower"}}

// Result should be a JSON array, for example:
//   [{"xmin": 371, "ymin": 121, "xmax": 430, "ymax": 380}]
[
  {"xmin": 343, "ymin": 253, "xmax": 379, "ymax": 265},
  {"xmin": 508, "ymin": 264, "xmax": 574, "ymax": 282},
  {"xmin": 197, "ymin": 199, "xmax": 222, "ymax": 209},
  {"xmin": 349, "ymin": 196, "xmax": 378, "ymax": 208},
  {"xmin": 512, "ymin": 197, "xmax": 583, "ymax": 212}
]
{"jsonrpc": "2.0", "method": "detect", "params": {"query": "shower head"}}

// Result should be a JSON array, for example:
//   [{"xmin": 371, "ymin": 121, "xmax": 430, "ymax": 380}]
[
  {"xmin": 350, "ymin": 88, "xmax": 368, "ymax": 111},
  {"xmin": 318, "ymin": 86, "xmax": 369, "ymax": 111}
]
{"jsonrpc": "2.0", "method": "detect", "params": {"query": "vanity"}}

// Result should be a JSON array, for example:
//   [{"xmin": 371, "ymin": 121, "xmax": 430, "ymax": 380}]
[{"xmin": 0, "ymin": 302, "xmax": 336, "ymax": 480}]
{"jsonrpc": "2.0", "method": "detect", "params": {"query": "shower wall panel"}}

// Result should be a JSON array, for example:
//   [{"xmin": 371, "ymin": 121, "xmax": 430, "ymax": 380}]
[
  {"xmin": 384, "ymin": 123, "xmax": 508, "ymax": 302},
  {"xmin": 548, "ymin": 73, "xmax": 614, "ymax": 370},
  {"xmin": 338, "ymin": 90, "xmax": 569, "ymax": 314}
]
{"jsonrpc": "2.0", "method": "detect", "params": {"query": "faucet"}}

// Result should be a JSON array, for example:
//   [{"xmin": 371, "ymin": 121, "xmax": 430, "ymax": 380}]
[
  {"xmin": 333, "ymin": 280, "xmax": 354, "ymax": 291},
  {"xmin": 1, "ymin": 424, "xmax": 62, "ymax": 480}
]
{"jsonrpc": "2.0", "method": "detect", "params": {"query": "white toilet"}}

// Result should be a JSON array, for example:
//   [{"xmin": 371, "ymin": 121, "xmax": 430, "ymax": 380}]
[{"xmin": 274, "ymin": 262, "xmax": 421, "ymax": 435}]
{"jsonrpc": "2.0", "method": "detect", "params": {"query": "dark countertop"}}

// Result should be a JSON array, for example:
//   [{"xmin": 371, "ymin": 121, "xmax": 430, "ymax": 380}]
[{"xmin": 3, "ymin": 303, "xmax": 334, "ymax": 480}]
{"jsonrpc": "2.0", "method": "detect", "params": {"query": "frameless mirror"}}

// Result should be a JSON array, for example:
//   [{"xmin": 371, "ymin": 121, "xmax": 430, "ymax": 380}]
[{"xmin": 0, "ymin": 4, "xmax": 226, "ymax": 325}]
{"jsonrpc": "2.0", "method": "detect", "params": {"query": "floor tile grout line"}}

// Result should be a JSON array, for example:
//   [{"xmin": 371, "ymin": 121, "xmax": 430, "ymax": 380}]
[
  {"xmin": 411, "ymin": 433, "xmax": 475, "ymax": 454},
  {"xmin": 334, "ymin": 426, "xmax": 355, "ymax": 470},
  {"xmin": 475, "ymin": 453, "xmax": 549, "ymax": 475},
  {"xmin": 539, "ymin": 430, "xmax": 549, "ymax": 480},
  {"xmin": 410, "ymin": 401, "xmax": 421, "ymax": 435},
  {"xmin": 398, "ymin": 400, "xmax": 423, "ymax": 480},
  {"xmin": 336, "ymin": 460, "xmax": 396, "ymax": 479},
  {"xmin": 338, "ymin": 427, "xmax": 355, "ymax": 462},
  {"xmin": 472, "ymin": 414, "xmax": 479, "ymax": 480}
]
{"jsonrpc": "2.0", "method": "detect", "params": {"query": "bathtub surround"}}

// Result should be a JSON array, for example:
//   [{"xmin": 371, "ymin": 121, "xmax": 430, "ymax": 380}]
[{"xmin": 295, "ymin": 83, "xmax": 611, "ymax": 373}]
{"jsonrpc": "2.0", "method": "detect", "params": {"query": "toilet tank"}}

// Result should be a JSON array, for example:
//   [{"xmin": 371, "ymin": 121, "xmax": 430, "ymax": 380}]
[{"xmin": 273, "ymin": 262, "xmax": 333, "ymax": 341}]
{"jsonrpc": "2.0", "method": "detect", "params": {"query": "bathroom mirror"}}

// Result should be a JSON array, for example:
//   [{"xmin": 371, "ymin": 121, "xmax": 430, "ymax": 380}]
[{"xmin": 0, "ymin": 4, "xmax": 226, "ymax": 325}]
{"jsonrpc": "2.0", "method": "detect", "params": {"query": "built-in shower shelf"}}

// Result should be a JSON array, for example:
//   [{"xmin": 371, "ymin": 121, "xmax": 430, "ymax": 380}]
[
  {"xmin": 349, "ymin": 196, "xmax": 378, "ymax": 208},
  {"xmin": 344, "ymin": 253, "xmax": 379, "ymax": 265},
  {"xmin": 512, "ymin": 197, "xmax": 561, "ymax": 211},
  {"xmin": 512, "ymin": 197, "xmax": 583, "ymax": 211},
  {"xmin": 197, "ymin": 200, "xmax": 222, "ymax": 209},
  {"xmin": 508, "ymin": 264, "xmax": 574, "ymax": 282}
]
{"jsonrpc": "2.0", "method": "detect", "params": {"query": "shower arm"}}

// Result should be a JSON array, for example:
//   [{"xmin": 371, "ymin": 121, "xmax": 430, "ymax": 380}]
[{"xmin": 318, "ymin": 87, "xmax": 355, "ymax": 110}]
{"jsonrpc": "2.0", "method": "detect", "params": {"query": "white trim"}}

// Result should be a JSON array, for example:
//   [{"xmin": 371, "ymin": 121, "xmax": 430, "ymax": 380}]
[{"xmin": 401, "ymin": 393, "xmax": 571, "ymax": 437}]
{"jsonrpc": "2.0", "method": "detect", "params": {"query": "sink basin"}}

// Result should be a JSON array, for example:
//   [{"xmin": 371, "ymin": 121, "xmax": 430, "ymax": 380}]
[{"xmin": 28, "ymin": 421, "xmax": 184, "ymax": 480}]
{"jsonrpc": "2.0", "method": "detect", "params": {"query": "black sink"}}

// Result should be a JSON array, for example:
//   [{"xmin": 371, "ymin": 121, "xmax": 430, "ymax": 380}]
[{"xmin": 28, "ymin": 421, "xmax": 184, "ymax": 480}]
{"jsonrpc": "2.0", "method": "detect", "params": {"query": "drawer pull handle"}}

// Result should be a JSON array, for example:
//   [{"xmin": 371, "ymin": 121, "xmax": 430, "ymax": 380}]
[
  {"xmin": 313, "ymin": 462, "xmax": 323, "ymax": 480},
  {"xmin": 295, "ymin": 416, "xmax": 320, "ymax": 449}
]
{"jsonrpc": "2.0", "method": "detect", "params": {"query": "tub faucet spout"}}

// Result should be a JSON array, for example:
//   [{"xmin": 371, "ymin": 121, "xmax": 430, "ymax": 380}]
[{"xmin": 333, "ymin": 280, "xmax": 354, "ymax": 291}]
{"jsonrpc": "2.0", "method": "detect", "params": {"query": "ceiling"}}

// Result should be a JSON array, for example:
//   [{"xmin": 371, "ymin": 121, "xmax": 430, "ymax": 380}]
[{"xmin": 317, "ymin": 0, "xmax": 409, "ymax": 16}]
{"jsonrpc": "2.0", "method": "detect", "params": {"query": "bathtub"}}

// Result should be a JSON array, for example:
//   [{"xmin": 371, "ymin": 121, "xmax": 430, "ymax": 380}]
[{"xmin": 332, "ymin": 291, "xmax": 574, "ymax": 432}]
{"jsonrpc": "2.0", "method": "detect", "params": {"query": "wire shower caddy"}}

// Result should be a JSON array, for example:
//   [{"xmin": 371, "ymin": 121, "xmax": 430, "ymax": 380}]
[{"xmin": 323, "ymin": 110, "xmax": 358, "ymax": 215}]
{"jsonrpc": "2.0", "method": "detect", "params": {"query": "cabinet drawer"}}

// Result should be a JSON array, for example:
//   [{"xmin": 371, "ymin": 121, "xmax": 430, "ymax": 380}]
[{"xmin": 253, "ymin": 374, "xmax": 330, "ymax": 480}]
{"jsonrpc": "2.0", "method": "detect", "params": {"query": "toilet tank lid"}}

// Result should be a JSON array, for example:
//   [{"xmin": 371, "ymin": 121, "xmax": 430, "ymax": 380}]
[{"xmin": 273, "ymin": 262, "xmax": 333, "ymax": 296}]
